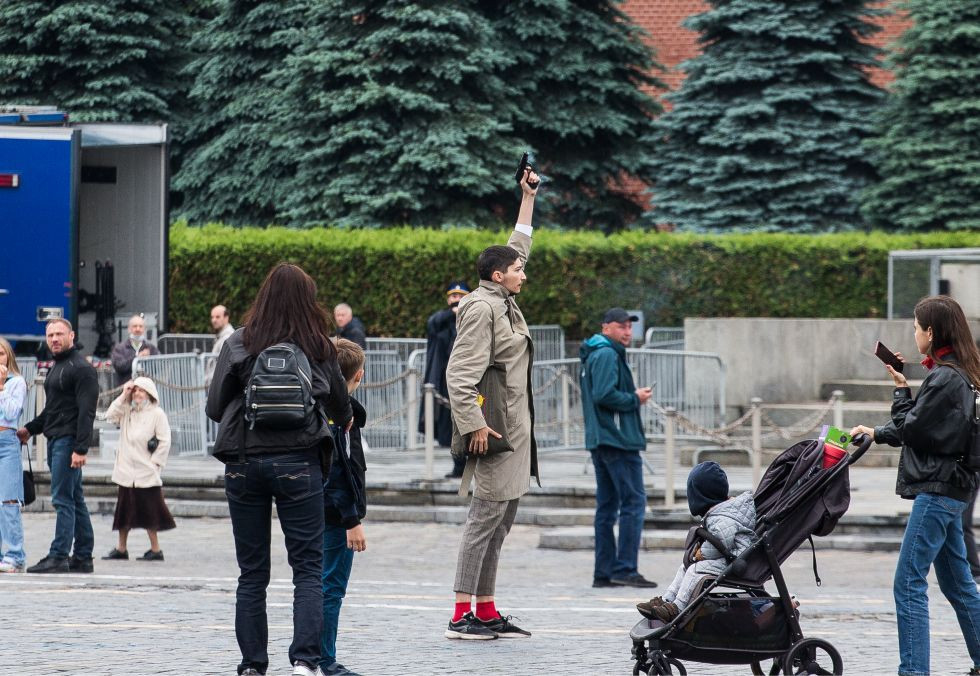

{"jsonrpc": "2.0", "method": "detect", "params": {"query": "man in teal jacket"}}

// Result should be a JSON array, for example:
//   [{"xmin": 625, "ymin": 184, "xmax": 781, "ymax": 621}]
[{"xmin": 580, "ymin": 308, "xmax": 656, "ymax": 588}]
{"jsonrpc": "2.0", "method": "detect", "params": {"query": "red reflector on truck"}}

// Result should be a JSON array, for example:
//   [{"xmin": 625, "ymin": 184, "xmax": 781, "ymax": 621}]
[{"xmin": 0, "ymin": 174, "xmax": 19, "ymax": 188}]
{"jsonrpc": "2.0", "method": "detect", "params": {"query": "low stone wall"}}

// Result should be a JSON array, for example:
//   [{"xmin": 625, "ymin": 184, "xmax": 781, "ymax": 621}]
[{"xmin": 686, "ymin": 317, "xmax": 980, "ymax": 408}]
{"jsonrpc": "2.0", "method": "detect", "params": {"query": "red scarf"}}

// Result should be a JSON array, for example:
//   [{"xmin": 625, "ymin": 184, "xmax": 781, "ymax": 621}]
[{"xmin": 921, "ymin": 345, "xmax": 954, "ymax": 370}]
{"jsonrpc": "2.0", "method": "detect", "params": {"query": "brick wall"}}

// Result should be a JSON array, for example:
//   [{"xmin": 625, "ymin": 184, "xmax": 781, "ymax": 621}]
[{"xmin": 621, "ymin": 0, "xmax": 912, "ymax": 92}]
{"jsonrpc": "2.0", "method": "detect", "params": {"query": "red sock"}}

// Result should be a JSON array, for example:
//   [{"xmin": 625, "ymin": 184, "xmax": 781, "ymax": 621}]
[
  {"xmin": 452, "ymin": 601, "xmax": 471, "ymax": 622},
  {"xmin": 475, "ymin": 601, "xmax": 499, "ymax": 621}
]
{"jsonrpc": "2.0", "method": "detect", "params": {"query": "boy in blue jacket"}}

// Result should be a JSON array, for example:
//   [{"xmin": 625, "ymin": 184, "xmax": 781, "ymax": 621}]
[{"xmin": 321, "ymin": 339, "xmax": 368, "ymax": 676}]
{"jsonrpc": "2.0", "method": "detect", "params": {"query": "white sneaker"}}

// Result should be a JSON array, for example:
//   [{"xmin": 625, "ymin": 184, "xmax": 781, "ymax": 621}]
[
  {"xmin": 291, "ymin": 663, "xmax": 323, "ymax": 676},
  {"xmin": 0, "ymin": 560, "xmax": 25, "ymax": 573}
]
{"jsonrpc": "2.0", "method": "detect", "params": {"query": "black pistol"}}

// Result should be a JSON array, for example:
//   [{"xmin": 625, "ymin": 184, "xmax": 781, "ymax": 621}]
[{"xmin": 515, "ymin": 152, "xmax": 540, "ymax": 189}]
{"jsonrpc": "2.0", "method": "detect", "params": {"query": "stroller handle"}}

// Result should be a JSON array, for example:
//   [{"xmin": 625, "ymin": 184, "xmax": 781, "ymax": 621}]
[{"xmin": 847, "ymin": 433, "xmax": 873, "ymax": 464}]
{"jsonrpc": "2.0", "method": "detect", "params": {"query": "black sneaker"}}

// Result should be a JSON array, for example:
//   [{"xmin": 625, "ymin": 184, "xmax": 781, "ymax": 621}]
[
  {"xmin": 592, "ymin": 578, "xmax": 617, "ymax": 588},
  {"xmin": 476, "ymin": 614, "xmax": 531, "ymax": 638},
  {"xmin": 26, "ymin": 556, "xmax": 70, "ymax": 574},
  {"xmin": 68, "ymin": 556, "xmax": 94, "ymax": 573},
  {"xmin": 102, "ymin": 548, "xmax": 129, "ymax": 560},
  {"xmin": 610, "ymin": 573, "xmax": 658, "ymax": 588},
  {"xmin": 445, "ymin": 612, "xmax": 497, "ymax": 640}
]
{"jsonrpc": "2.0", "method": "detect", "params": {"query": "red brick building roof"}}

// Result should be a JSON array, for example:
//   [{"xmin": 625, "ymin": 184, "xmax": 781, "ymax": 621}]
[
  {"xmin": 621, "ymin": 0, "xmax": 911, "ymax": 93},
  {"xmin": 615, "ymin": 1, "xmax": 912, "ymax": 214}
]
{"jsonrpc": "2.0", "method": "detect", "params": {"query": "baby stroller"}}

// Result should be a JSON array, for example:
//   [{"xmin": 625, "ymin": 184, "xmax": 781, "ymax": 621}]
[{"xmin": 629, "ymin": 433, "xmax": 873, "ymax": 675}]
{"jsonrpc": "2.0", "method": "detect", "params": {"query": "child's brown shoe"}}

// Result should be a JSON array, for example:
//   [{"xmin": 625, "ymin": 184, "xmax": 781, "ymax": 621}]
[
  {"xmin": 636, "ymin": 596, "xmax": 665, "ymax": 619},
  {"xmin": 652, "ymin": 601, "xmax": 680, "ymax": 622}
]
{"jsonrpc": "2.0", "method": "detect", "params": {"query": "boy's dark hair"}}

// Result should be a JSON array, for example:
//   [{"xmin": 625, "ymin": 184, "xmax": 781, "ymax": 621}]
[
  {"xmin": 335, "ymin": 338, "xmax": 365, "ymax": 382},
  {"xmin": 477, "ymin": 245, "xmax": 520, "ymax": 281}
]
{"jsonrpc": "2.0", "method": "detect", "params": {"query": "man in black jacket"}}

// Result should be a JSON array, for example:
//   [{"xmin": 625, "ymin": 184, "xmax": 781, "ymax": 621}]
[
  {"xmin": 18, "ymin": 319, "xmax": 99, "ymax": 574},
  {"xmin": 419, "ymin": 280, "xmax": 470, "ymax": 478},
  {"xmin": 333, "ymin": 303, "xmax": 367, "ymax": 350}
]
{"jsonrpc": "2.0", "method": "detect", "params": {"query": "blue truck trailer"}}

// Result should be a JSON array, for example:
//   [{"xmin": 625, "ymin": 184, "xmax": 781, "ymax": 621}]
[{"xmin": 0, "ymin": 108, "xmax": 169, "ymax": 355}]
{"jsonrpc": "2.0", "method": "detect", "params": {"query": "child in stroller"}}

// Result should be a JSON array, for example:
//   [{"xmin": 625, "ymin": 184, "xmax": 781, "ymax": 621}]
[{"xmin": 636, "ymin": 461, "xmax": 756, "ymax": 623}]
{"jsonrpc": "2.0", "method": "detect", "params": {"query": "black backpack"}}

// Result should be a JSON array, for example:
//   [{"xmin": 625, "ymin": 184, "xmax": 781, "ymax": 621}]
[
  {"xmin": 244, "ymin": 342, "xmax": 316, "ymax": 430},
  {"xmin": 950, "ymin": 367, "xmax": 980, "ymax": 472}
]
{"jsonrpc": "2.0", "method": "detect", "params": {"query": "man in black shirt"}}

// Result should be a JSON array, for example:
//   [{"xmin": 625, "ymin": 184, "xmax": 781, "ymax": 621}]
[{"xmin": 18, "ymin": 318, "xmax": 99, "ymax": 574}]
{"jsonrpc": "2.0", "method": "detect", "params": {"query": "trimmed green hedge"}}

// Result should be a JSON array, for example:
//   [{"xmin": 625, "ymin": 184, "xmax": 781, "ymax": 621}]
[{"xmin": 169, "ymin": 224, "xmax": 980, "ymax": 338}]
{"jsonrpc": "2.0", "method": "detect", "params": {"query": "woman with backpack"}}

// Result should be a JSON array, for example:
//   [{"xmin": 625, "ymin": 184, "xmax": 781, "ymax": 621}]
[
  {"xmin": 207, "ymin": 263, "xmax": 352, "ymax": 676},
  {"xmin": 851, "ymin": 295, "xmax": 980, "ymax": 676}
]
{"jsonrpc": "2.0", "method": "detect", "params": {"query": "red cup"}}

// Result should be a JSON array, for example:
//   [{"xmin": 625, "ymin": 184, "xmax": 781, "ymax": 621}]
[{"xmin": 822, "ymin": 443, "xmax": 847, "ymax": 469}]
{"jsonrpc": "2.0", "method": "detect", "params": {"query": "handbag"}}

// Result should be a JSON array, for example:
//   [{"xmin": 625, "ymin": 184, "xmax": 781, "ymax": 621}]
[
  {"xmin": 22, "ymin": 443, "xmax": 35, "ymax": 506},
  {"xmin": 450, "ymin": 304, "xmax": 515, "ymax": 460}
]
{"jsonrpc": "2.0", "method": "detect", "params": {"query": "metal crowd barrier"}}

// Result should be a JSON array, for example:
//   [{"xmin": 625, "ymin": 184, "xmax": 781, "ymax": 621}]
[
  {"xmin": 132, "ymin": 353, "xmax": 208, "ymax": 457},
  {"xmin": 643, "ymin": 326, "xmax": 684, "ymax": 350},
  {"xmin": 365, "ymin": 338, "xmax": 426, "ymax": 364},
  {"xmin": 529, "ymin": 325, "xmax": 566, "ymax": 361},
  {"xmin": 157, "ymin": 333, "xmax": 215, "ymax": 355},
  {"xmin": 626, "ymin": 348, "xmax": 726, "ymax": 440},
  {"xmin": 16, "ymin": 357, "xmax": 37, "ymax": 430},
  {"xmin": 360, "ymin": 350, "xmax": 409, "ymax": 448}
]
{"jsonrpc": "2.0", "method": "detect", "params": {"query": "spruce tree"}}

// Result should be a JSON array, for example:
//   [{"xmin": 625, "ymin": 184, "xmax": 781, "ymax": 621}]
[
  {"xmin": 479, "ymin": 0, "xmax": 666, "ymax": 231},
  {"xmin": 647, "ymin": 0, "xmax": 886, "ymax": 232},
  {"xmin": 174, "ymin": 1, "xmax": 310, "ymax": 225},
  {"xmin": 0, "ymin": 0, "xmax": 190, "ymax": 122},
  {"xmin": 276, "ymin": 0, "xmax": 524, "ymax": 228},
  {"xmin": 862, "ymin": 0, "xmax": 980, "ymax": 230}
]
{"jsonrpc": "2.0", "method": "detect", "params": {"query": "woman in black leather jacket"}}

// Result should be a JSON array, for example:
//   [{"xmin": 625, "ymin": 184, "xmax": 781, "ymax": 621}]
[
  {"xmin": 852, "ymin": 295, "xmax": 980, "ymax": 676},
  {"xmin": 207, "ymin": 263, "xmax": 351, "ymax": 676}
]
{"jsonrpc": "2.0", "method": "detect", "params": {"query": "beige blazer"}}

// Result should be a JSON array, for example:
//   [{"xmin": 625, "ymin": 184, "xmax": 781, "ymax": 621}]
[
  {"xmin": 447, "ymin": 229, "xmax": 539, "ymax": 501},
  {"xmin": 106, "ymin": 394, "xmax": 172, "ymax": 488}
]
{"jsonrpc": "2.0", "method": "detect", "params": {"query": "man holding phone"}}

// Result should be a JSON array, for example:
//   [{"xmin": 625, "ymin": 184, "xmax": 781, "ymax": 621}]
[{"xmin": 580, "ymin": 308, "xmax": 657, "ymax": 589}]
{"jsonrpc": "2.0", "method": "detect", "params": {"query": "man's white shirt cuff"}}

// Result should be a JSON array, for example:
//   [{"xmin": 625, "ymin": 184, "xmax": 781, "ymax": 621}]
[{"xmin": 515, "ymin": 223, "xmax": 533, "ymax": 237}]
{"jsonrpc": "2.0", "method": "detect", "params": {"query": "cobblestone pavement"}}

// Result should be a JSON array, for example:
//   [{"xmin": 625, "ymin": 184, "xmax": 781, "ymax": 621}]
[{"xmin": 2, "ymin": 513, "xmax": 975, "ymax": 675}]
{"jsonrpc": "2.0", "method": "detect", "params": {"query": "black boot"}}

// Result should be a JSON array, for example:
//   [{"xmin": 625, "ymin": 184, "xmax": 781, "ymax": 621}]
[
  {"xmin": 26, "ymin": 556, "xmax": 70, "ymax": 574},
  {"xmin": 69, "ymin": 555, "xmax": 94, "ymax": 573}
]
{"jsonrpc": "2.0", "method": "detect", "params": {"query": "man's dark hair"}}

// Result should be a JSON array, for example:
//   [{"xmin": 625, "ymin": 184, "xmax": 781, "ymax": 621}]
[{"xmin": 477, "ymin": 245, "xmax": 520, "ymax": 281}]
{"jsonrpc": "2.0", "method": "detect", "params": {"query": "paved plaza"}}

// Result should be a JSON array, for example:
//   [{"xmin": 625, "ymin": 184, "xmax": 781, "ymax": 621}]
[{"xmin": 1, "ymin": 512, "xmax": 977, "ymax": 675}]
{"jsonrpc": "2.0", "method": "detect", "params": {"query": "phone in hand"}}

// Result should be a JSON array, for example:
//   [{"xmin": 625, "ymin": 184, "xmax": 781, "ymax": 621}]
[
  {"xmin": 874, "ymin": 341, "xmax": 904, "ymax": 374},
  {"xmin": 515, "ymin": 152, "xmax": 540, "ymax": 189}
]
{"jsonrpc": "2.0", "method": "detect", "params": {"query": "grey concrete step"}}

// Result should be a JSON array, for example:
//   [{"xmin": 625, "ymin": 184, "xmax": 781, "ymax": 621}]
[{"xmin": 538, "ymin": 526, "xmax": 903, "ymax": 553}]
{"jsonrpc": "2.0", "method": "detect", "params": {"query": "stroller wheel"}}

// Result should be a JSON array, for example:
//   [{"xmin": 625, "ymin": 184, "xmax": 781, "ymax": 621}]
[
  {"xmin": 783, "ymin": 638, "xmax": 843, "ymax": 675},
  {"xmin": 644, "ymin": 652, "xmax": 686, "ymax": 675}
]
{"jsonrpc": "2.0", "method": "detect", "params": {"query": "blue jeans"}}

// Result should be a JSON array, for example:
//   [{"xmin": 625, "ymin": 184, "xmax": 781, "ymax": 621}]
[
  {"xmin": 320, "ymin": 524, "xmax": 354, "ymax": 669},
  {"xmin": 0, "ymin": 430, "xmax": 25, "ymax": 566},
  {"xmin": 47, "ymin": 436, "xmax": 94, "ymax": 560},
  {"xmin": 894, "ymin": 492, "xmax": 980, "ymax": 675},
  {"xmin": 224, "ymin": 452, "xmax": 324, "ymax": 675},
  {"xmin": 591, "ymin": 446, "xmax": 647, "ymax": 580}
]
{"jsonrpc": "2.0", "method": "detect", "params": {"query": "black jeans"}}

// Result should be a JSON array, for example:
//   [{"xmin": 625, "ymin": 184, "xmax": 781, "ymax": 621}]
[{"xmin": 224, "ymin": 451, "xmax": 324, "ymax": 675}]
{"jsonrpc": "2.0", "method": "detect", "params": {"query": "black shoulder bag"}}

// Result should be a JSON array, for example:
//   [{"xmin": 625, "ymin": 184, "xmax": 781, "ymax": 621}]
[{"xmin": 22, "ymin": 443, "xmax": 35, "ymax": 506}]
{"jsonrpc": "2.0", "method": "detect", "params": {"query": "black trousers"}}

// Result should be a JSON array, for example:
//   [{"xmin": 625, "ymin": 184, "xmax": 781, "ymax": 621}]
[{"xmin": 224, "ymin": 451, "xmax": 324, "ymax": 674}]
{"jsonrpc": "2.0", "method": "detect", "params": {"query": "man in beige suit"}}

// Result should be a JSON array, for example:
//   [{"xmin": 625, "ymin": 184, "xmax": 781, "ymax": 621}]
[{"xmin": 444, "ymin": 167, "xmax": 540, "ymax": 641}]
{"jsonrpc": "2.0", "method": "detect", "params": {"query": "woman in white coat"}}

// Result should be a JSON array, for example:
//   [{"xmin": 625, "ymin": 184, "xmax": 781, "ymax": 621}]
[{"xmin": 102, "ymin": 377, "xmax": 175, "ymax": 561}]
